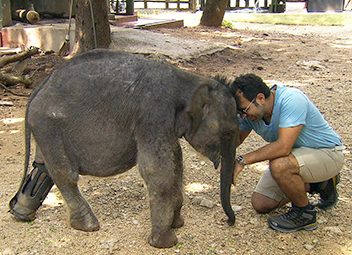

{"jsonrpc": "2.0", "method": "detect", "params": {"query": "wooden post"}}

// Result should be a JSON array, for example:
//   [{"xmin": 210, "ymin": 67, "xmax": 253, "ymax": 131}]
[
  {"xmin": 245, "ymin": 0, "xmax": 249, "ymax": 7},
  {"xmin": 200, "ymin": 0, "xmax": 206, "ymax": 10},
  {"xmin": 177, "ymin": 0, "xmax": 181, "ymax": 10},
  {"xmin": 270, "ymin": 0, "xmax": 277, "ymax": 12},
  {"xmin": 144, "ymin": 0, "xmax": 148, "ymax": 9},
  {"xmin": 254, "ymin": 0, "xmax": 259, "ymax": 9},
  {"xmin": 125, "ymin": 0, "xmax": 134, "ymax": 14},
  {"xmin": 235, "ymin": 0, "xmax": 240, "ymax": 7},
  {"xmin": 189, "ymin": 0, "xmax": 197, "ymax": 11},
  {"xmin": 0, "ymin": 0, "xmax": 12, "ymax": 27}
]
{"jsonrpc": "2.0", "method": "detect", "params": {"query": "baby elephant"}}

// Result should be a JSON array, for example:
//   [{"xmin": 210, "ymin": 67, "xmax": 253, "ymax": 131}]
[{"xmin": 15, "ymin": 49, "xmax": 239, "ymax": 248}]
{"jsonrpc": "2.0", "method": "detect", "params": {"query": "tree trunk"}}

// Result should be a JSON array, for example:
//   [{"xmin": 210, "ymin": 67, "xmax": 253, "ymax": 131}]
[
  {"xmin": 72, "ymin": 0, "xmax": 111, "ymax": 55},
  {"xmin": 199, "ymin": 0, "xmax": 228, "ymax": 27}
]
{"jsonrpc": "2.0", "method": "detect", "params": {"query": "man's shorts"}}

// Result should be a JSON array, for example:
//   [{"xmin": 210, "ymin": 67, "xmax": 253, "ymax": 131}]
[{"xmin": 254, "ymin": 146, "xmax": 345, "ymax": 202}]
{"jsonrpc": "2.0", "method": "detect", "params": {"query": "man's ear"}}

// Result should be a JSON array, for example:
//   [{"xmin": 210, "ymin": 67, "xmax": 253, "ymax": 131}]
[{"xmin": 256, "ymin": 93, "xmax": 266, "ymax": 104}]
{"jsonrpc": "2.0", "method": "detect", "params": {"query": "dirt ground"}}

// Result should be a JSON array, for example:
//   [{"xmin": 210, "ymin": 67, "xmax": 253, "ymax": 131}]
[{"xmin": 0, "ymin": 21, "xmax": 352, "ymax": 255}]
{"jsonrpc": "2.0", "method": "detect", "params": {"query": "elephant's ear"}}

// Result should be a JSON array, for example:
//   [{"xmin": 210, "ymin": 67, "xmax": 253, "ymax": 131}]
[{"xmin": 175, "ymin": 85, "xmax": 210, "ymax": 137}]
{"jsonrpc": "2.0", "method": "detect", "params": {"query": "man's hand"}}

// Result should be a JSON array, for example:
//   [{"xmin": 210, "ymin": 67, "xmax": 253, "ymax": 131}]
[{"xmin": 232, "ymin": 162, "xmax": 244, "ymax": 185}]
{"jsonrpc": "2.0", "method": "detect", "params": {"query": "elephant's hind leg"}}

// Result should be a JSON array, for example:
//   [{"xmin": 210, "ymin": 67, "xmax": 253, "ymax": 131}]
[
  {"xmin": 61, "ymin": 181, "xmax": 99, "ymax": 232},
  {"xmin": 36, "ymin": 138, "xmax": 99, "ymax": 232},
  {"xmin": 50, "ymin": 166, "xmax": 99, "ymax": 231}
]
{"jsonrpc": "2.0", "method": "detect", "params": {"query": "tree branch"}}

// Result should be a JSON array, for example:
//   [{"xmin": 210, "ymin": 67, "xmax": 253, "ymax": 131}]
[
  {"xmin": 0, "ymin": 72, "xmax": 32, "ymax": 87},
  {"xmin": 0, "ymin": 82, "xmax": 30, "ymax": 97},
  {"xmin": 0, "ymin": 47, "xmax": 40, "ymax": 69}
]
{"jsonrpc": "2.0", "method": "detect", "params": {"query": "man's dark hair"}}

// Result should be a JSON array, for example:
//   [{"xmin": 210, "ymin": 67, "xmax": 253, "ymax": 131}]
[{"xmin": 230, "ymin": 73, "xmax": 271, "ymax": 101}]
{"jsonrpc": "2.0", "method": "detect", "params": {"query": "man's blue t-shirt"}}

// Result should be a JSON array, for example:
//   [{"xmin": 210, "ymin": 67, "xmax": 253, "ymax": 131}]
[{"xmin": 239, "ymin": 84, "xmax": 342, "ymax": 148}]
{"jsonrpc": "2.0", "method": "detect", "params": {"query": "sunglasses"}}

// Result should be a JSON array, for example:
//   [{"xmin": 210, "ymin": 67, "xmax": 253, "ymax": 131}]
[{"xmin": 239, "ymin": 97, "xmax": 256, "ymax": 116}]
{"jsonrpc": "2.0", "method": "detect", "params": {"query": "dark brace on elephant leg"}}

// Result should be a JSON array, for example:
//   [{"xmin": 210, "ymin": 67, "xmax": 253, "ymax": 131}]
[{"xmin": 9, "ymin": 162, "xmax": 54, "ymax": 221}]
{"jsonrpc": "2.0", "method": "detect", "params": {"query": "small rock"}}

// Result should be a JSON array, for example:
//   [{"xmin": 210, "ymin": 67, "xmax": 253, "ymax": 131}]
[
  {"xmin": 192, "ymin": 196, "xmax": 203, "ymax": 205},
  {"xmin": 249, "ymin": 218, "xmax": 259, "ymax": 226},
  {"xmin": 296, "ymin": 60, "xmax": 325, "ymax": 71},
  {"xmin": 324, "ymin": 226, "xmax": 343, "ymax": 235},
  {"xmin": 100, "ymin": 239, "xmax": 118, "ymax": 249},
  {"xmin": 0, "ymin": 100, "xmax": 14, "ymax": 106},
  {"xmin": 304, "ymin": 244, "xmax": 315, "ymax": 251},
  {"xmin": 128, "ymin": 240, "xmax": 137, "ymax": 248},
  {"xmin": 317, "ymin": 216, "xmax": 327, "ymax": 224},
  {"xmin": 232, "ymin": 205, "xmax": 243, "ymax": 212},
  {"xmin": 238, "ymin": 220, "xmax": 248, "ymax": 227},
  {"xmin": 18, "ymin": 252, "xmax": 32, "ymax": 255},
  {"xmin": 2, "ymin": 248, "xmax": 15, "ymax": 255},
  {"xmin": 199, "ymin": 198, "xmax": 215, "ymax": 208},
  {"xmin": 132, "ymin": 219, "xmax": 139, "ymax": 225}
]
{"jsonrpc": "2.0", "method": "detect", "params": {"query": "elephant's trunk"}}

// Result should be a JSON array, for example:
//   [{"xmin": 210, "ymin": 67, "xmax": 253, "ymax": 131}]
[{"xmin": 220, "ymin": 134, "xmax": 236, "ymax": 226}]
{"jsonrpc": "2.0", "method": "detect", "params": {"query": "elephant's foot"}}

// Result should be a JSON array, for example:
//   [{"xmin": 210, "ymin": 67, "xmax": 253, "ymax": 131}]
[
  {"xmin": 148, "ymin": 229, "xmax": 178, "ymax": 248},
  {"xmin": 172, "ymin": 215, "xmax": 184, "ymax": 229},
  {"xmin": 70, "ymin": 211, "xmax": 100, "ymax": 232}
]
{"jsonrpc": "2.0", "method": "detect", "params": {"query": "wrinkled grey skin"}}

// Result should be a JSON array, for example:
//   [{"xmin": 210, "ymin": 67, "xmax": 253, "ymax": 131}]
[{"xmin": 22, "ymin": 49, "xmax": 239, "ymax": 248}]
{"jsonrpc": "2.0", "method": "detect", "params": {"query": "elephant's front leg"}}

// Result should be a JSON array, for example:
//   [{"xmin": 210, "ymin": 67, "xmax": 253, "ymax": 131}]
[
  {"xmin": 171, "ymin": 141, "xmax": 184, "ymax": 229},
  {"xmin": 138, "ymin": 141, "xmax": 182, "ymax": 248},
  {"xmin": 147, "ymin": 189, "xmax": 178, "ymax": 248}
]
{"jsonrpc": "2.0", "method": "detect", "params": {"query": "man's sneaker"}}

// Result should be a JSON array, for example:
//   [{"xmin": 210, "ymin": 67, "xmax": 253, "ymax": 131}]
[
  {"xmin": 310, "ymin": 174, "xmax": 340, "ymax": 210},
  {"xmin": 268, "ymin": 204, "xmax": 317, "ymax": 233}
]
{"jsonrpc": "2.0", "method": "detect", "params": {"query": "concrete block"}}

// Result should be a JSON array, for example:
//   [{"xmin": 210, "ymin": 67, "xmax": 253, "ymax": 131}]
[
  {"xmin": 307, "ymin": 0, "xmax": 344, "ymax": 12},
  {"xmin": 1, "ymin": 23, "xmax": 74, "ymax": 52},
  {"xmin": 112, "ymin": 13, "xmax": 138, "ymax": 25},
  {"xmin": 137, "ymin": 19, "xmax": 184, "ymax": 29}
]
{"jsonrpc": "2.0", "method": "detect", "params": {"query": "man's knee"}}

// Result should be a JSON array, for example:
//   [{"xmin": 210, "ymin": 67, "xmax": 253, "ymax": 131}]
[
  {"xmin": 251, "ymin": 192, "xmax": 279, "ymax": 214},
  {"xmin": 269, "ymin": 155, "xmax": 299, "ymax": 180},
  {"xmin": 269, "ymin": 158, "xmax": 286, "ymax": 180}
]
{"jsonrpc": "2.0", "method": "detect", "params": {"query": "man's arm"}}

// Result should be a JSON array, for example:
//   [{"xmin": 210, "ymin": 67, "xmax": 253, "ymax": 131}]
[{"xmin": 242, "ymin": 125, "xmax": 303, "ymax": 165}]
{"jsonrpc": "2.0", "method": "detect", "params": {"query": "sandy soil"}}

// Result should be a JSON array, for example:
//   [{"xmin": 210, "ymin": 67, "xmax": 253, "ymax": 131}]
[{"xmin": 0, "ymin": 22, "xmax": 352, "ymax": 255}]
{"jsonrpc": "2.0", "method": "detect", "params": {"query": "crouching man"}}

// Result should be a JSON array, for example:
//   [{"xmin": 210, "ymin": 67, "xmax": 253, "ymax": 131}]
[{"xmin": 230, "ymin": 73, "xmax": 344, "ymax": 232}]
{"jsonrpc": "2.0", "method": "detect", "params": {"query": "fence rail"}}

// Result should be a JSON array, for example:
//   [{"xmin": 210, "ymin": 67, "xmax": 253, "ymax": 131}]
[
  {"xmin": 133, "ymin": 0, "xmax": 197, "ymax": 10},
  {"xmin": 110, "ymin": 0, "xmax": 287, "ymax": 13},
  {"xmin": 226, "ymin": 0, "xmax": 285, "ymax": 11}
]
